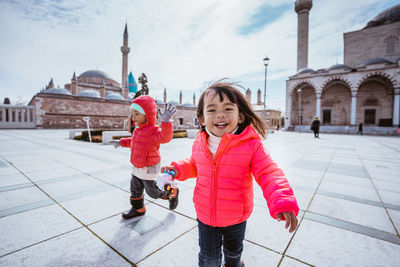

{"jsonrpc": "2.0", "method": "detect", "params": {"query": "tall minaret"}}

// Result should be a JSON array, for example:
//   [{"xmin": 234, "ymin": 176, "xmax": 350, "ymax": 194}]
[
  {"xmin": 295, "ymin": 0, "xmax": 312, "ymax": 71},
  {"xmin": 121, "ymin": 23, "xmax": 130, "ymax": 98}
]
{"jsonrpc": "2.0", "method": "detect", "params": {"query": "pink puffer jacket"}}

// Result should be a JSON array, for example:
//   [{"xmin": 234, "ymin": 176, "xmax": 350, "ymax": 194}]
[
  {"xmin": 171, "ymin": 125, "xmax": 299, "ymax": 227},
  {"xmin": 120, "ymin": 96, "xmax": 173, "ymax": 168}
]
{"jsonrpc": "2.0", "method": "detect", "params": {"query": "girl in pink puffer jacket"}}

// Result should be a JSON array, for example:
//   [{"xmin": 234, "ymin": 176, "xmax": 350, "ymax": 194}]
[{"xmin": 162, "ymin": 82, "xmax": 299, "ymax": 267}]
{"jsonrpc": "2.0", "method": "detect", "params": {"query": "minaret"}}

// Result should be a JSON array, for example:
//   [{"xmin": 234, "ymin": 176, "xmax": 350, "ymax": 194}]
[
  {"xmin": 295, "ymin": 0, "xmax": 312, "ymax": 71},
  {"xmin": 121, "ymin": 23, "xmax": 130, "ymax": 98},
  {"xmin": 193, "ymin": 93, "xmax": 196, "ymax": 106},
  {"xmin": 179, "ymin": 90, "xmax": 182, "ymax": 104},
  {"xmin": 71, "ymin": 72, "xmax": 78, "ymax": 95},
  {"xmin": 163, "ymin": 88, "xmax": 167, "ymax": 103},
  {"xmin": 257, "ymin": 89, "xmax": 262, "ymax": 105},
  {"xmin": 245, "ymin": 88, "xmax": 251, "ymax": 103}
]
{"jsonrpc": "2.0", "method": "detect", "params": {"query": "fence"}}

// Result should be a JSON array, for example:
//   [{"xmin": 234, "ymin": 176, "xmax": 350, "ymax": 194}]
[{"xmin": 0, "ymin": 105, "xmax": 36, "ymax": 129}]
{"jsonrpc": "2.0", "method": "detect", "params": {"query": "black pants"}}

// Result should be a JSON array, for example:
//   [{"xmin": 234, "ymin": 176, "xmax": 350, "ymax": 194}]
[
  {"xmin": 198, "ymin": 219, "xmax": 246, "ymax": 267},
  {"xmin": 130, "ymin": 174, "xmax": 165, "ymax": 199},
  {"xmin": 313, "ymin": 130, "xmax": 319, "ymax": 138}
]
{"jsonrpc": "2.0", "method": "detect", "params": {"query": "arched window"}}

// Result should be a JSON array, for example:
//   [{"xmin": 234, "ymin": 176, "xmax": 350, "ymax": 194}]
[{"xmin": 385, "ymin": 36, "xmax": 398, "ymax": 54}]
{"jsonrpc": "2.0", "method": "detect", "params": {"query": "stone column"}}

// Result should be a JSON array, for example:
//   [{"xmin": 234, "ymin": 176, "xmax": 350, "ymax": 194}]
[
  {"xmin": 295, "ymin": 0, "xmax": 312, "ymax": 71},
  {"xmin": 393, "ymin": 88, "xmax": 400, "ymax": 126},
  {"xmin": 350, "ymin": 91, "xmax": 357, "ymax": 125},
  {"xmin": 316, "ymin": 92, "xmax": 321, "ymax": 119}
]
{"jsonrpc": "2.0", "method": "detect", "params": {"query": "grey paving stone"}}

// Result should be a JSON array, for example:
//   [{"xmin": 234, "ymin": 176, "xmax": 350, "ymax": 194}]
[
  {"xmin": 0, "ymin": 228, "xmax": 131, "ymax": 267},
  {"xmin": 287, "ymin": 219, "xmax": 400, "ymax": 266},
  {"xmin": 0, "ymin": 204, "xmax": 82, "ymax": 256},
  {"xmin": 87, "ymin": 203, "xmax": 197, "ymax": 264}
]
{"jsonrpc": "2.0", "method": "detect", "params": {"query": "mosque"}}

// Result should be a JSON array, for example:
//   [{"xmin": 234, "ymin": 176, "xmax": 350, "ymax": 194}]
[
  {"xmin": 27, "ymin": 24, "xmax": 198, "ymax": 129},
  {"xmin": 286, "ymin": 1, "xmax": 400, "ymax": 134}
]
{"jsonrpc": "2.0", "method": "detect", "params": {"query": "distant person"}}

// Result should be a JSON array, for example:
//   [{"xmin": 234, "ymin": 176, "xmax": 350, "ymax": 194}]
[
  {"xmin": 111, "ymin": 96, "xmax": 178, "ymax": 219},
  {"xmin": 311, "ymin": 117, "xmax": 320, "ymax": 138},
  {"xmin": 161, "ymin": 82, "xmax": 299, "ymax": 267},
  {"xmin": 358, "ymin": 123, "xmax": 363, "ymax": 135}
]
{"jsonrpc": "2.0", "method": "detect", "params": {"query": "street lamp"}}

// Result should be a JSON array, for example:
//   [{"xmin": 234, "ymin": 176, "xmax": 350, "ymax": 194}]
[
  {"xmin": 297, "ymin": 88, "xmax": 302, "ymax": 125},
  {"xmin": 263, "ymin": 56, "xmax": 270, "ymax": 122}
]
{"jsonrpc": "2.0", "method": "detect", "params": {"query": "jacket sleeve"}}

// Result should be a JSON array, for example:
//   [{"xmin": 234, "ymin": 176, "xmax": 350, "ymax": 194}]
[
  {"xmin": 120, "ymin": 137, "xmax": 131, "ymax": 147},
  {"xmin": 155, "ymin": 122, "xmax": 173, "ymax": 144},
  {"xmin": 171, "ymin": 156, "xmax": 197, "ymax": 181},
  {"xmin": 251, "ymin": 142, "xmax": 299, "ymax": 219}
]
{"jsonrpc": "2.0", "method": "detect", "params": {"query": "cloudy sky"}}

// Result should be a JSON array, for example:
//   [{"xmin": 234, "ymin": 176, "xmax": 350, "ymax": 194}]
[{"xmin": 0, "ymin": 0, "xmax": 397, "ymax": 111}]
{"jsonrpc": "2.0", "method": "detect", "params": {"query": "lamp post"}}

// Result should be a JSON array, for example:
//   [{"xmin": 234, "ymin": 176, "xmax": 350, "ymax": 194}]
[
  {"xmin": 263, "ymin": 56, "xmax": 270, "ymax": 122},
  {"xmin": 297, "ymin": 88, "xmax": 302, "ymax": 125}
]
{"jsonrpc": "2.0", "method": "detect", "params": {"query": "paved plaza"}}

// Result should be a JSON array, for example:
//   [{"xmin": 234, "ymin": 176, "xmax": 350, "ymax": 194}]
[{"xmin": 0, "ymin": 129, "xmax": 399, "ymax": 266}]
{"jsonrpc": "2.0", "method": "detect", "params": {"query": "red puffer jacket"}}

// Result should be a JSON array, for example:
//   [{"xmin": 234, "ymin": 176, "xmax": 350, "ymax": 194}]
[
  {"xmin": 120, "ymin": 96, "xmax": 173, "ymax": 168},
  {"xmin": 171, "ymin": 125, "xmax": 299, "ymax": 227}
]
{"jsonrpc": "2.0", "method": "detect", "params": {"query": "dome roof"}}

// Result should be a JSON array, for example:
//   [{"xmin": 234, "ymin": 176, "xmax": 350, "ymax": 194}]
[
  {"xmin": 78, "ymin": 70, "xmax": 113, "ymax": 80},
  {"xmin": 77, "ymin": 89, "xmax": 101, "ymax": 98},
  {"xmin": 328, "ymin": 64, "xmax": 351, "ymax": 70},
  {"xmin": 297, "ymin": 68, "xmax": 316, "ymax": 74},
  {"xmin": 365, "ymin": 4, "xmax": 400, "ymax": 28},
  {"xmin": 183, "ymin": 102, "xmax": 196, "ymax": 108},
  {"xmin": 167, "ymin": 100, "xmax": 181, "ymax": 106},
  {"xmin": 106, "ymin": 93, "xmax": 124, "ymax": 100},
  {"xmin": 360, "ymin": 57, "xmax": 394, "ymax": 66},
  {"xmin": 43, "ymin": 87, "xmax": 72, "ymax": 95}
]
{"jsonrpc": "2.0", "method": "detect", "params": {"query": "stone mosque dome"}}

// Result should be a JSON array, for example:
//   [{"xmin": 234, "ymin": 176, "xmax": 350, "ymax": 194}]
[
  {"xmin": 77, "ymin": 89, "xmax": 101, "ymax": 98},
  {"xmin": 78, "ymin": 70, "xmax": 113, "ymax": 80},
  {"xmin": 297, "ymin": 68, "xmax": 316, "ymax": 74},
  {"xmin": 44, "ymin": 87, "xmax": 72, "ymax": 95},
  {"xmin": 360, "ymin": 57, "xmax": 394, "ymax": 66},
  {"xmin": 328, "ymin": 64, "xmax": 351, "ymax": 70},
  {"xmin": 365, "ymin": 4, "xmax": 400, "ymax": 28},
  {"xmin": 106, "ymin": 93, "xmax": 124, "ymax": 100}
]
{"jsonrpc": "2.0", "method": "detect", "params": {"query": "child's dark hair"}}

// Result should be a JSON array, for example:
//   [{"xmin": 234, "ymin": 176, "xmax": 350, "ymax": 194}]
[{"xmin": 197, "ymin": 81, "xmax": 267, "ymax": 138}]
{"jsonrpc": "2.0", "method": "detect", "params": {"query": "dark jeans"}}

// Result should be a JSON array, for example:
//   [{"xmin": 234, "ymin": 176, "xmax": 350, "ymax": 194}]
[
  {"xmin": 130, "ymin": 174, "xmax": 165, "ymax": 199},
  {"xmin": 197, "ymin": 219, "xmax": 246, "ymax": 267},
  {"xmin": 313, "ymin": 130, "xmax": 319, "ymax": 138}
]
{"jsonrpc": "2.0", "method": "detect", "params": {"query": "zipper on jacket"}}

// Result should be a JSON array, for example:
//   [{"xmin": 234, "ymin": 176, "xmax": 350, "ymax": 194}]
[{"xmin": 212, "ymin": 164, "xmax": 216, "ymax": 227}]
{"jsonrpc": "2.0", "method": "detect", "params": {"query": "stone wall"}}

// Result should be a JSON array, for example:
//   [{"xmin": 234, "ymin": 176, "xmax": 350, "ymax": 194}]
[
  {"xmin": 28, "ymin": 93, "xmax": 199, "ymax": 129},
  {"xmin": 344, "ymin": 22, "xmax": 400, "ymax": 66},
  {"xmin": 30, "ymin": 93, "xmax": 131, "ymax": 129}
]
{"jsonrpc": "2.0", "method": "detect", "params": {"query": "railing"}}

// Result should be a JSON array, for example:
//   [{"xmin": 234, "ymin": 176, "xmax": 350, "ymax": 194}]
[{"xmin": 0, "ymin": 105, "xmax": 36, "ymax": 129}]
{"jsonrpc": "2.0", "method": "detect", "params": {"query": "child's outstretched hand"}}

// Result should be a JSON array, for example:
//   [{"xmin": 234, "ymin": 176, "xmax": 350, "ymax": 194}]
[
  {"xmin": 158, "ymin": 103, "xmax": 177, "ymax": 122},
  {"xmin": 108, "ymin": 140, "xmax": 121, "ymax": 148},
  {"xmin": 160, "ymin": 166, "xmax": 178, "ymax": 178},
  {"xmin": 276, "ymin": 212, "xmax": 298, "ymax": 233}
]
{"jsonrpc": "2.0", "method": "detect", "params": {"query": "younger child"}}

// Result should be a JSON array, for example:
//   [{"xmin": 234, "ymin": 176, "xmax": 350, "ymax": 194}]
[
  {"xmin": 161, "ymin": 82, "xmax": 299, "ymax": 267},
  {"xmin": 115, "ymin": 95, "xmax": 178, "ymax": 219}
]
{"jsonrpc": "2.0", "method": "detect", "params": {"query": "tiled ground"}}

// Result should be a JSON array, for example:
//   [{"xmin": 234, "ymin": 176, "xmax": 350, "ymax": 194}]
[{"xmin": 0, "ymin": 129, "xmax": 399, "ymax": 266}]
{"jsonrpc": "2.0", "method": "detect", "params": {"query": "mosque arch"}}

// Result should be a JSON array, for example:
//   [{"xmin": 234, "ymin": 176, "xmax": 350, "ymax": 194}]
[
  {"xmin": 356, "ymin": 73, "xmax": 395, "ymax": 126},
  {"xmin": 321, "ymin": 78, "xmax": 352, "ymax": 125},
  {"xmin": 290, "ymin": 81, "xmax": 317, "ymax": 125}
]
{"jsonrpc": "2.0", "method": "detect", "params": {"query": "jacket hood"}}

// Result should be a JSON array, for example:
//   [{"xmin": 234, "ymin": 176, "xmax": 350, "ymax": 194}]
[{"xmin": 131, "ymin": 95, "xmax": 157, "ymax": 125}]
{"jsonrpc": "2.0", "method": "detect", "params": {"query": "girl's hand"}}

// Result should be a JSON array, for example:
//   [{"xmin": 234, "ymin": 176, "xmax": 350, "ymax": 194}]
[
  {"xmin": 276, "ymin": 212, "xmax": 298, "ymax": 233},
  {"xmin": 160, "ymin": 166, "xmax": 178, "ymax": 178}
]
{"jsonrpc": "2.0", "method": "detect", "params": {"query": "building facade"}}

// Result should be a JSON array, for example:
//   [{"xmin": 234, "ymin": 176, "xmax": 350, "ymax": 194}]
[{"xmin": 286, "ymin": 1, "xmax": 400, "ymax": 134}]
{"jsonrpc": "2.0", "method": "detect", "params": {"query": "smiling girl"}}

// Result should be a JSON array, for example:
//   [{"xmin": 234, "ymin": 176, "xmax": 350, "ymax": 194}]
[{"xmin": 161, "ymin": 81, "xmax": 299, "ymax": 267}]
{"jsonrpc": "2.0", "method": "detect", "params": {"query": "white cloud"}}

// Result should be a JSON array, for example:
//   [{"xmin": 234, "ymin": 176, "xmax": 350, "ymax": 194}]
[{"xmin": 0, "ymin": 0, "xmax": 398, "ymax": 108}]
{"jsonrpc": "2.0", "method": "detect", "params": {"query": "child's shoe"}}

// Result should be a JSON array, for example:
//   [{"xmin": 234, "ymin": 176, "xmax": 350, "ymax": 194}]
[
  {"xmin": 168, "ymin": 188, "xmax": 179, "ymax": 210},
  {"xmin": 162, "ymin": 187, "xmax": 179, "ymax": 210},
  {"xmin": 122, "ymin": 196, "xmax": 146, "ymax": 219},
  {"xmin": 122, "ymin": 206, "xmax": 146, "ymax": 219},
  {"xmin": 222, "ymin": 260, "xmax": 244, "ymax": 267}
]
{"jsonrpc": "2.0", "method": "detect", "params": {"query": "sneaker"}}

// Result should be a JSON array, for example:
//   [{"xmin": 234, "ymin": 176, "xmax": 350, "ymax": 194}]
[
  {"xmin": 168, "ymin": 188, "xmax": 179, "ymax": 210},
  {"xmin": 121, "ymin": 206, "xmax": 146, "ymax": 219}
]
